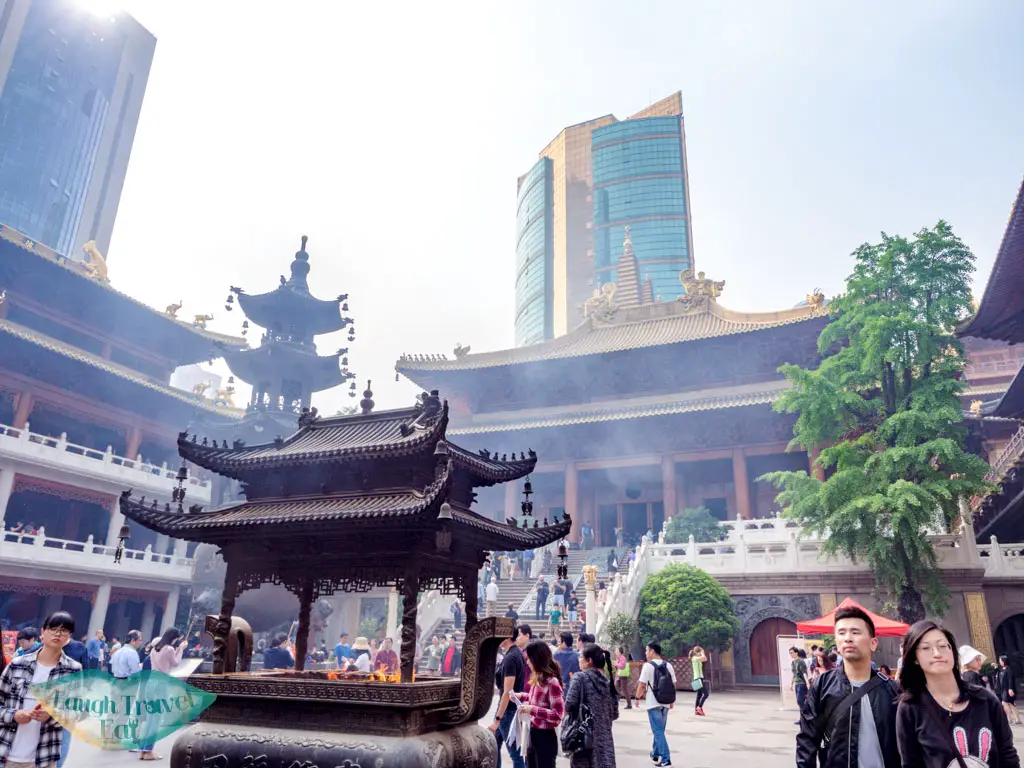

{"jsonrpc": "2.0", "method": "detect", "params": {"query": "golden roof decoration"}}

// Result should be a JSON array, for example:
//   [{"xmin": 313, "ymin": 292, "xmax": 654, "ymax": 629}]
[
  {"xmin": 969, "ymin": 399, "xmax": 983, "ymax": 416},
  {"xmin": 0, "ymin": 225, "xmax": 246, "ymax": 347},
  {"xmin": 80, "ymin": 241, "xmax": 109, "ymax": 283},
  {"xmin": 806, "ymin": 288, "xmax": 826, "ymax": 316},
  {"xmin": 583, "ymin": 282, "xmax": 617, "ymax": 323}
]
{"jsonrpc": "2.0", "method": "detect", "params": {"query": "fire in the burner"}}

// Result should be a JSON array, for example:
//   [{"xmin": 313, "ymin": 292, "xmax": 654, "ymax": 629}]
[{"xmin": 324, "ymin": 667, "xmax": 409, "ymax": 683}]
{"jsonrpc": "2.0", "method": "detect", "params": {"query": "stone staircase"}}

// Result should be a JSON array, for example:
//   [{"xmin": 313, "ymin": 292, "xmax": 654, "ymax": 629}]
[{"xmin": 517, "ymin": 546, "xmax": 618, "ymax": 619}]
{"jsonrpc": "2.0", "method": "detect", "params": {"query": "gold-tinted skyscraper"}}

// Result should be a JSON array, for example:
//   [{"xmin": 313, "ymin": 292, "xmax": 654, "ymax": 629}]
[{"xmin": 515, "ymin": 91, "xmax": 695, "ymax": 346}]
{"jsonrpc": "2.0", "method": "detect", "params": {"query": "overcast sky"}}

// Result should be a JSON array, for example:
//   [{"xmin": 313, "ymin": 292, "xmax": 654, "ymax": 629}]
[{"xmin": 101, "ymin": 0, "xmax": 1024, "ymax": 413}]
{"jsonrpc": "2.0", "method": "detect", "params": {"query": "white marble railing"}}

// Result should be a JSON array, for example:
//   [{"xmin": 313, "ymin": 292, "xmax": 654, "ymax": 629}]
[
  {"xmin": 979, "ymin": 536, "xmax": 1024, "ymax": 578},
  {"xmin": 0, "ymin": 422, "xmax": 211, "ymax": 503},
  {"xmin": 0, "ymin": 528, "xmax": 193, "ymax": 582},
  {"xmin": 594, "ymin": 537, "xmax": 654, "ymax": 643},
  {"xmin": 594, "ymin": 529, "xmax": 987, "ymax": 645}
]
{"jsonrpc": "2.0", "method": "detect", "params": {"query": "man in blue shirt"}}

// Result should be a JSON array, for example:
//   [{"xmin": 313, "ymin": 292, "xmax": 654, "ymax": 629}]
[
  {"xmin": 111, "ymin": 630, "xmax": 143, "ymax": 679},
  {"xmin": 334, "ymin": 633, "xmax": 352, "ymax": 667},
  {"xmin": 553, "ymin": 632, "xmax": 580, "ymax": 688},
  {"xmin": 86, "ymin": 629, "xmax": 106, "ymax": 670}
]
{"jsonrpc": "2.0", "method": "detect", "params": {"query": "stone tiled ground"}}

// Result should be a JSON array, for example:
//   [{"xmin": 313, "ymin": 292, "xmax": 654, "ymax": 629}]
[{"xmin": 65, "ymin": 690, "xmax": 798, "ymax": 767}]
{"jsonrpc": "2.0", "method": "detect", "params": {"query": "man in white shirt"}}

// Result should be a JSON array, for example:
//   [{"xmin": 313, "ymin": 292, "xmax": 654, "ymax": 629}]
[
  {"xmin": 111, "ymin": 630, "xmax": 142, "ymax": 679},
  {"xmin": 485, "ymin": 578, "xmax": 499, "ymax": 618},
  {"xmin": 636, "ymin": 641, "xmax": 677, "ymax": 767}
]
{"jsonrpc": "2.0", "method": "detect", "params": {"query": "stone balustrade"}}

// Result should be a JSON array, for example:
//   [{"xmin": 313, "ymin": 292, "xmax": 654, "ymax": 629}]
[
  {"xmin": 0, "ymin": 528, "xmax": 193, "ymax": 582},
  {"xmin": 594, "ymin": 528, "xmax": 984, "ymax": 644},
  {"xmin": 0, "ymin": 422, "xmax": 211, "ymax": 503},
  {"xmin": 979, "ymin": 536, "xmax": 1024, "ymax": 578}
]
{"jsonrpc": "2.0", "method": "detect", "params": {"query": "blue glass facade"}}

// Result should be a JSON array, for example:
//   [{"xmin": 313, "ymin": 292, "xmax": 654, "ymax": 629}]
[
  {"xmin": 514, "ymin": 158, "xmax": 554, "ymax": 346},
  {"xmin": 592, "ymin": 116, "xmax": 692, "ymax": 301},
  {"xmin": 0, "ymin": 1, "xmax": 132, "ymax": 255}
]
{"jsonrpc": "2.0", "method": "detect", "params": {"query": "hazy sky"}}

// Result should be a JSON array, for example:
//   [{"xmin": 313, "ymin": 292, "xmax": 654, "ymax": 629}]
[{"xmin": 101, "ymin": 0, "xmax": 1024, "ymax": 413}]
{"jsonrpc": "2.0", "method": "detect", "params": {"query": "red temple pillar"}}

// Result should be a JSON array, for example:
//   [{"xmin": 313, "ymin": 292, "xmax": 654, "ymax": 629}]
[
  {"xmin": 733, "ymin": 448, "xmax": 751, "ymax": 520},
  {"xmin": 661, "ymin": 455, "xmax": 677, "ymax": 521},
  {"xmin": 125, "ymin": 426, "xmax": 142, "ymax": 460},
  {"xmin": 565, "ymin": 463, "xmax": 579, "ymax": 542},
  {"xmin": 12, "ymin": 390, "xmax": 33, "ymax": 429}
]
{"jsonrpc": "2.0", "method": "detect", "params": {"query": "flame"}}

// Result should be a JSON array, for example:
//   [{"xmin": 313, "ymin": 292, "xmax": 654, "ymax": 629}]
[
  {"xmin": 369, "ymin": 666, "xmax": 402, "ymax": 683},
  {"xmin": 322, "ymin": 667, "xmax": 413, "ymax": 683}
]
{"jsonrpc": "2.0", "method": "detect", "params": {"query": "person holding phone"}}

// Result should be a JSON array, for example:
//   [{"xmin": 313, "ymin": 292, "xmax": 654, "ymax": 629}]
[{"xmin": 0, "ymin": 611, "xmax": 82, "ymax": 768}]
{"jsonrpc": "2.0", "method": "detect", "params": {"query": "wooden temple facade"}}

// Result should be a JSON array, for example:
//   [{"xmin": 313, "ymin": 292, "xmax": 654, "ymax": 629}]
[
  {"xmin": 399, "ymin": 233, "xmax": 1021, "ymax": 550},
  {"xmin": 0, "ymin": 225, "xmax": 246, "ymax": 639}
]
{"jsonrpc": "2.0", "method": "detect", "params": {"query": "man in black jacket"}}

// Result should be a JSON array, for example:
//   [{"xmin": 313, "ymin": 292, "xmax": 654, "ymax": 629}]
[{"xmin": 796, "ymin": 605, "xmax": 900, "ymax": 768}]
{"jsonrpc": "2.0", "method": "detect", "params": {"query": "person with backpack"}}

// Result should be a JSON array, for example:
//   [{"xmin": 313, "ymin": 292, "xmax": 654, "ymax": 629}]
[
  {"xmin": 796, "ymin": 604, "xmax": 900, "ymax": 768},
  {"xmin": 635, "ymin": 641, "xmax": 677, "ymax": 767}
]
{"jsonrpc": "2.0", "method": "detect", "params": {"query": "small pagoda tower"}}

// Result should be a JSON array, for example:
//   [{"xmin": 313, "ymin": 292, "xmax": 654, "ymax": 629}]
[{"xmin": 224, "ymin": 235, "xmax": 355, "ymax": 412}]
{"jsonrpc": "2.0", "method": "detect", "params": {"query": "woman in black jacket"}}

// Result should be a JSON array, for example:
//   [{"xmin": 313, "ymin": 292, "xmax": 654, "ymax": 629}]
[
  {"xmin": 999, "ymin": 655, "xmax": 1022, "ymax": 726},
  {"xmin": 896, "ymin": 620, "xmax": 1019, "ymax": 768}
]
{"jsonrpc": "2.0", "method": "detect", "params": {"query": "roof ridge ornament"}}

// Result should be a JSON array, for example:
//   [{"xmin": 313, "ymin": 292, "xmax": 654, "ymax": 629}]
[{"xmin": 676, "ymin": 268, "xmax": 725, "ymax": 315}]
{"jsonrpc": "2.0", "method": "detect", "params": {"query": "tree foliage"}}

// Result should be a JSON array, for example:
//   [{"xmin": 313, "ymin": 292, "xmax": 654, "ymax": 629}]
[
  {"xmin": 663, "ymin": 506, "xmax": 726, "ymax": 544},
  {"xmin": 761, "ymin": 222, "xmax": 990, "ymax": 623},
  {"xmin": 638, "ymin": 564, "xmax": 739, "ymax": 657},
  {"xmin": 605, "ymin": 613, "xmax": 639, "ymax": 651}
]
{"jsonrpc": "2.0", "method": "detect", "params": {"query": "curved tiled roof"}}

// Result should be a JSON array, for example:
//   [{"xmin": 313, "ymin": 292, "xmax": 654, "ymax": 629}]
[
  {"xmin": 397, "ymin": 300, "xmax": 824, "ymax": 372},
  {"xmin": 959, "ymin": 177, "xmax": 1024, "ymax": 342},
  {"xmin": 119, "ymin": 468, "xmax": 451, "ymax": 538},
  {"xmin": 447, "ymin": 443, "xmax": 537, "ymax": 485},
  {"xmin": 0, "ymin": 319, "xmax": 226, "ymax": 413},
  {"xmin": 0, "ymin": 225, "xmax": 247, "ymax": 349},
  {"xmin": 179, "ymin": 401, "xmax": 449, "ymax": 473},
  {"xmin": 449, "ymin": 384, "xmax": 787, "ymax": 435}
]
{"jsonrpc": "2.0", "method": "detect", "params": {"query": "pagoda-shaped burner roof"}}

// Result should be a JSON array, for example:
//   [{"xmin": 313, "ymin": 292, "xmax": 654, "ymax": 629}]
[
  {"xmin": 120, "ymin": 467, "xmax": 453, "ymax": 539},
  {"xmin": 232, "ymin": 235, "xmax": 347, "ymax": 338},
  {"xmin": 180, "ymin": 398, "xmax": 450, "ymax": 475},
  {"xmin": 221, "ymin": 343, "xmax": 347, "ymax": 394},
  {"xmin": 179, "ymin": 393, "xmax": 540, "ymax": 488}
]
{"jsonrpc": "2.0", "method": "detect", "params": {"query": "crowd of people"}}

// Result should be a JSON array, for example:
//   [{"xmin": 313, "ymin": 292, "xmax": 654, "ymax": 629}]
[
  {"xmin": 481, "ymin": 623, "xmax": 689, "ymax": 768},
  {"xmin": 0, "ymin": 611, "xmax": 189, "ymax": 767},
  {"xmin": 795, "ymin": 604, "xmax": 1022, "ymax": 768}
]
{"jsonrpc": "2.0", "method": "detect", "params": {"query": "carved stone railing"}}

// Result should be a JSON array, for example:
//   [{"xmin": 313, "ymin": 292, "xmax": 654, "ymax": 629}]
[
  {"xmin": 0, "ymin": 528, "xmax": 194, "ymax": 581},
  {"xmin": 595, "ymin": 529, "xmax": 984, "ymax": 645},
  {"xmin": 0, "ymin": 421, "xmax": 211, "ymax": 503},
  {"xmin": 979, "ymin": 536, "xmax": 1024, "ymax": 578}
]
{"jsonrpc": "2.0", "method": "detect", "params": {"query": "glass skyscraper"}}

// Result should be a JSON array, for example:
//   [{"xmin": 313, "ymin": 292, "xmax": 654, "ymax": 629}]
[
  {"xmin": 515, "ymin": 157, "xmax": 554, "ymax": 346},
  {"xmin": 592, "ymin": 115, "xmax": 693, "ymax": 301},
  {"xmin": 0, "ymin": 0, "xmax": 155, "ymax": 258},
  {"xmin": 514, "ymin": 92, "xmax": 694, "ymax": 346}
]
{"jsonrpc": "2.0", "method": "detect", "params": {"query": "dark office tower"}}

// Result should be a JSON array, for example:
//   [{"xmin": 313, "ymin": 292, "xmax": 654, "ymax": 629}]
[{"xmin": 0, "ymin": 0, "xmax": 155, "ymax": 258}]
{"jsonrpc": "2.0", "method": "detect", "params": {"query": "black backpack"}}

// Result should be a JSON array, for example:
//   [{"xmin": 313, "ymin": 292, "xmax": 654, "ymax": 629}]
[{"xmin": 651, "ymin": 661, "xmax": 677, "ymax": 705}]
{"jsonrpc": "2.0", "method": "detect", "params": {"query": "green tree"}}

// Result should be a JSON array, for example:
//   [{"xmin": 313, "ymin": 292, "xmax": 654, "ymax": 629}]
[
  {"xmin": 761, "ymin": 222, "xmax": 990, "ymax": 623},
  {"xmin": 605, "ymin": 613, "xmax": 639, "ymax": 651},
  {"xmin": 638, "ymin": 563, "xmax": 739, "ymax": 657},
  {"xmin": 663, "ymin": 507, "xmax": 726, "ymax": 544}
]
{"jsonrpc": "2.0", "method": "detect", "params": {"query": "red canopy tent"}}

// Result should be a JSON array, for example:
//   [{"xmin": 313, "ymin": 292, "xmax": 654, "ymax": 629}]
[{"xmin": 796, "ymin": 597, "xmax": 909, "ymax": 637}]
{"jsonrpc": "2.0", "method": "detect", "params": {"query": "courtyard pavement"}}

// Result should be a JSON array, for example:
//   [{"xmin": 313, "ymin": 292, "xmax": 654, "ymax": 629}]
[{"xmin": 63, "ymin": 689, "xmax": 798, "ymax": 768}]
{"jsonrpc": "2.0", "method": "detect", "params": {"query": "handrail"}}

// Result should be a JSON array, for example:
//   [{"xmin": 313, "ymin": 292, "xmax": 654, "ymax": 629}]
[
  {"xmin": 971, "ymin": 424, "xmax": 1024, "ymax": 510},
  {"xmin": 0, "ymin": 529, "xmax": 194, "ymax": 568},
  {"xmin": 0, "ymin": 421, "xmax": 210, "ymax": 489}
]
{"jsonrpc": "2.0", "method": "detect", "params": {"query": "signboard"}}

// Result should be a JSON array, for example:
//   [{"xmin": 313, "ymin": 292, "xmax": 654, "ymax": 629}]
[{"xmin": 777, "ymin": 635, "xmax": 821, "ymax": 710}]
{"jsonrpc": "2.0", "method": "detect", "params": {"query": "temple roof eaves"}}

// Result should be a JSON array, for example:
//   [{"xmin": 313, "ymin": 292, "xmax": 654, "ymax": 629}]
[{"xmin": 397, "ymin": 299, "xmax": 827, "ymax": 375}]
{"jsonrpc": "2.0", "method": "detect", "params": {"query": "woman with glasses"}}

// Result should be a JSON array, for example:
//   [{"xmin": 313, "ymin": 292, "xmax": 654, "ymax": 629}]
[
  {"xmin": 0, "ymin": 611, "xmax": 82, "ymax": 768},
  {"xmin": 896, "ymin": 619, "xmax": 1019, "ymax": 767}
]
